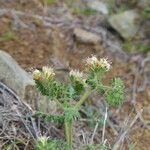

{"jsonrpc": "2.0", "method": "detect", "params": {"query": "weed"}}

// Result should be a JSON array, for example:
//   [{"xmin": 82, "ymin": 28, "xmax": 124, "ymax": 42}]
[
  {"xmin": 34, "ymin": 56, "xmax": 125, "ymax": 150},
  {"xmin": 36, "ymin": 138, "xmax": 65, "ymax": 150}
]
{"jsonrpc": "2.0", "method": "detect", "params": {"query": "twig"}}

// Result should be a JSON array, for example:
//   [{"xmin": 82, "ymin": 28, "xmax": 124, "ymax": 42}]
[
  {"xmin": 90, "ymin": 122, "xmax": 99, "ymax": 145},
  {"xmin": 102, "ymin": 107, "xmax": 108, "ymax": 144},
  {"xmin": 112, "ymin": 109, "xmax": 142, "ymax": 150}
]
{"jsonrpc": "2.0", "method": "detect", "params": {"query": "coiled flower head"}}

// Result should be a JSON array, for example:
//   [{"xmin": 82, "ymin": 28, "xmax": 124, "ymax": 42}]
[
  {"xmin": 33, "ymin": 66, "xmax": 55, "ymax": 81},
  {"xmin": 99, "ymin": 58, "xmax": 111, "ymax": 71},
  {"xmin": 85, "ymin": 56, "xmax": 111, "ymax": 72},
  {"xmin": 69, "ymin": 69, "xmax": 84, "ymax": 82},
  {"xmin": 42, "ymin": 66, "xmax": 55, "ymax": 79}
]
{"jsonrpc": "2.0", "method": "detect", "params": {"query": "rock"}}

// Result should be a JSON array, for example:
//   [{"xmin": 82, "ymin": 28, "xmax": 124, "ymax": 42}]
[
  {"xmin": 73, "ymin": 28, "xmax": 101, "ymax": 44},
  {"xmin": 108, "ymin": 10, "xmax": 141, "ymax": 39},
  {"xmin": 0, "ymin": 50, "xmax": 56, "ymax": 113},
  {"xmin": 87, "ymin": 0, "xmax": 108, "ymax": 15},
  {"xmin": 0, "ymin": 50, "xmax": 34, "ymax": 99}
]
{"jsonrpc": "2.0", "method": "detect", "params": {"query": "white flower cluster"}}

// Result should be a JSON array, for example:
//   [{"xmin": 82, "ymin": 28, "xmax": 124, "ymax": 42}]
[
  {"xmin": 42, "ymin": 66, "xmax": 55, "ymax": 78},
  {"xmin": 86, "ymin": 56, "xmax": 98, "ymax": 67},
  {"xmin": 99, "ymin": 58, "xmax": 111, "ymax": 71},
  {"xmin": 69, "ymin": 69, "xmax": 84, "ymax": 81},
  {"xmin": 33, "ymin": 66, "xmax": 55, "ymax": 80},
  {"xmin": 86, "ymin": 56, "xmax": 111, "ymax": 71}
]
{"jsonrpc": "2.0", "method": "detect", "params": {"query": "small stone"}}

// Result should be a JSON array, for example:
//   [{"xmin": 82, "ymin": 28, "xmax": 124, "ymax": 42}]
[
  {"xmin": 73, "ymin": 28, "xmax": 101, "ymax": 44},
  {"xmin": 87, "ymin": 0, "xmax": 108, "ymax": 15},
  {"xmin": 108, "ymin": 10, "xmax": 141, "ymax": 39},
  {"xmin": 0, "ymin": 50, "xmax": 56, "ymax": 113},
  {"xmin": 0, "ymin": 50, "xmax": 34, "ymax": 99}
]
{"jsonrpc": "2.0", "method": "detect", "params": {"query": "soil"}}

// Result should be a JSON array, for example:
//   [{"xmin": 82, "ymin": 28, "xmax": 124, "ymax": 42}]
[{"xmin": 0, "ymin": 1, "xmax": 150, "ymax": 150}]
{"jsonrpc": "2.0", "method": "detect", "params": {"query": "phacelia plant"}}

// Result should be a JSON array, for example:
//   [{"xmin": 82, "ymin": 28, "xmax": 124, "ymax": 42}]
[{"xmin": 33, "ymin": 56, "xmax": 125, "ymax": 150}]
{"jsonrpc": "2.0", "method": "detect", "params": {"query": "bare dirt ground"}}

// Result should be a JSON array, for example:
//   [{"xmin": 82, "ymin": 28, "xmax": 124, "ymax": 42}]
[{"xmin": 0, "ymin": 0, "xmax": 150, "ymax": 149}]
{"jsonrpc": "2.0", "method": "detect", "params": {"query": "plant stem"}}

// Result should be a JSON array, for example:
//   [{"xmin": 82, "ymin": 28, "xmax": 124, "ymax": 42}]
[
  {"xmin": 65, "ymin": 120, "xmax": 73, "ymax": 150},
  {"xmin": 75, "ymin": 88, "xmax": 92, "ymax": 109}
]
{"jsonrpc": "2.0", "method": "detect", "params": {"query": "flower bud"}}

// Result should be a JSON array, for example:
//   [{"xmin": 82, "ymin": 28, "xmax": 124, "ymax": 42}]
[
  {"xmin": 42, "ymin": 66, "xmax": 55, "ymax": 79},
  {"xmin": 85, "ymin": 56, "xmax": 111, "ymax": 71},
  {"xmin": 86, "ymin": 56, "xmax": 98, "ymax": 67},
  {"xmin": 99, "ymin": 58, "xmax": 111, "ymax": 71},
  {"xmin": 69, "ymin": 69, "xmax": 84, "ymax": 82},
  {"xmin": 33, "ymin": 69, "xmax": 42, "ymax": 80}
]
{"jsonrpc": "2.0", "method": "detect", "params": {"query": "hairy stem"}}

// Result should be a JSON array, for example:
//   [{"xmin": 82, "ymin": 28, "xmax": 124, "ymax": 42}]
[
  {"xmin": 65, "ymin": 120, "xmax": 73, "ymax": 150},
  {"xmin": 75, "ymin": 88, "xmax": 92, "ymax": 109}
]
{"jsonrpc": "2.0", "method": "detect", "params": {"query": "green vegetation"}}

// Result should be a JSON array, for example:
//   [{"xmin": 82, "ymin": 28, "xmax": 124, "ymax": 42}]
[
  {"xmin": 46, "ymin": 0, "xmax": 57, "ymax": 5},
  {"xmin": 129, "ymin": 143, "xmax": 135, "ymax": 150},
  {"xmin": 33, "ymin": 56, "xmax": 125, "ymax": 150},
  {"xmin": 106, "ymin": 0, "xmax": 116, "ymax": 15},
  {"xmin": 36, "ymin": 138, "xmax": 65, "ymax": 150},
  {"xmin": 72, "ymin": 8, "xmax": 97, "ymax": 15},
  {"xmin": 0, "ymin": 31, "xmax": 17, "ymax": 42},
  {"xmin": 123, "ymin": 39, "xmax": 150, "ymax": 53},
  {"xmin": 141, "ymin": 7, "xmax": 150, "ymax": 19}
]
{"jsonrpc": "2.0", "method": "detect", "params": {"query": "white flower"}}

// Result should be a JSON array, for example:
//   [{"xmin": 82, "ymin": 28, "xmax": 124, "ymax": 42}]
[
  {"xmin": 99, "ymin": 58, "xmax": 111, "ymax": 71},
  {"xmin": 42, "ymin": 66, "xmax": 55, "ymax": 78},
  {"xmin": 69, "ymin": 69, "xmax": 84, "ymax": 81},
  {"xmin": 85, "ymin": 56, "xmax": 111, "ymax": 71},
  {"xmin": 33, "ymin": 69, "xmax": 42, "ymax": 80},
  {"xmin": 86, "ymin": 56, "xmax": 98, "ymax": 66}
]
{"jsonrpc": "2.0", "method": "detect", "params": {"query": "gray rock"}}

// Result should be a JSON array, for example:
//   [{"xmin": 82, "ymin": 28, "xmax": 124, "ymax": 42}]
[
  {"xmin": 108, "ymin": 10, "xmax": 141, "ymax": 39},
  {"xmin": 0, "ymin": 50, "xmax": 56, "ymax": 113},
  {"xmin": 0, "ymin": 50, "xmax": 34, "ymax": 99},
  {"xmin": 87, "ymin": 0, "xmax": 108, "ymax": 15},
  {"xmin": 73, "ymin": 28, "xmax": 101, "ymax": 44}
]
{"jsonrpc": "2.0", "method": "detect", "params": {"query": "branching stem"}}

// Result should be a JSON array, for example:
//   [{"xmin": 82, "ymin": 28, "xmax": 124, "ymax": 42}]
[{"xmin": 75, "ymin": 88, "xmax": 92, "ymax": 110}]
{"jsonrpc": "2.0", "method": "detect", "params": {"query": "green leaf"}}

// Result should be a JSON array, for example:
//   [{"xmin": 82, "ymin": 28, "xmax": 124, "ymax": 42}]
[
  {"xmin": 64, "ymin": 107, "xmax": 80, "ymax": 122},
  {"xmin": 36, "ymin": 139, "xmax": 65, "ymax": 150},
  {"xmin": 36, "ymin": 111, "xmax": 65, "ymax": 124},
  {"xmin": 105, "ymin": 78, "xmax": 125, "ymax": 107}
]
